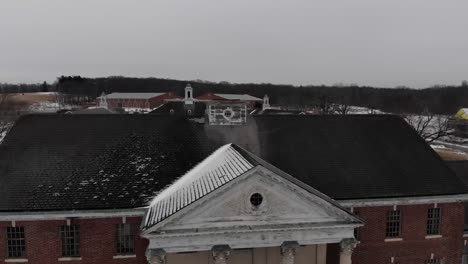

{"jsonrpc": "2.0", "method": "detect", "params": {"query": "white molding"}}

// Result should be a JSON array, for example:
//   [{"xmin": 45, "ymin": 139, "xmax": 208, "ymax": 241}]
[
  {"xmin": 338, "ymin": 194, "xmax": 468, "ymax": 207},
  {"xmin": 384, "ymin": 238, "xmax": 403, "ymax": 242},
  {"xmin": 5, "ymin": 259, "xmax": 28, "ymax": 263},
  {"xmin": 425, "ymin": 235, "xmax": 442, "ymax": 239},
  {"xmin": 0, "ymin": 208, "xmax": 146, "ymax": 221},
  {"xmin": 147, "ymin": 224, "xmax": 354, "ymax": 253},
  {"xmin": 113, "ymin": 255, "xmax": 136, "ymax": 259},
  {"xmin": 58, "ymin": 257, "xmax": 82, "ymax": 261}
]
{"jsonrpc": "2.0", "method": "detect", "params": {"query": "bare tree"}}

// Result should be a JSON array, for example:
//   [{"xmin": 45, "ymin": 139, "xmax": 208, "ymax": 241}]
[
  {"xmin": 332, "ymin": 103, "xmax": 350, "ymax": 115},
  {"xmin": 404, "ymin": 113, "xmax": 452, "ymax": 143}
]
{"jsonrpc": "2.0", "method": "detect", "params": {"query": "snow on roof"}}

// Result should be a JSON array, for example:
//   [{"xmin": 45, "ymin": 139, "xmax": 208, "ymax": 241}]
[
  {"xmin": 100, "ymin": 93, "xmax": 166, "ymax": 99},
  {"xmin": 144, "ymin": 143, "xmax": 255, "ymax": 228},
  {"xmin": 214, "ymin": 93, "xmax": 263, "ymax": 101}
]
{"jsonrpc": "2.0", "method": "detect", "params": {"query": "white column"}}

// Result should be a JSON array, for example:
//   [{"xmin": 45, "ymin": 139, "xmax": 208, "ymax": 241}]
[
  {"xmin": 280, "ymin": 241, "xmax": 300, "ymax": 264},
  {"xmin": 146, "ymin": 248, "xmax": 166, "ymax": 264},
  {"xmin": 212, "ymin": 245, "xmax": 231, "ymax": 264},
  {"xmin": 339, "ymin": 238, "xmax": 357, "ymax": 264}
]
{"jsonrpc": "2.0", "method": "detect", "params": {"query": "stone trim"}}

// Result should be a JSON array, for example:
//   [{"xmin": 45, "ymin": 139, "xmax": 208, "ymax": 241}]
[
  {"xmin": 0, "ymin": 208, "xmax": 146, "ymax": 221},
  {"xmin": 339, "ymin": 193, "xmax": 468, "ymax": 207},
  {"xmin": 5, "ymin": 259, "xmax": 29, "ymax": 263}
]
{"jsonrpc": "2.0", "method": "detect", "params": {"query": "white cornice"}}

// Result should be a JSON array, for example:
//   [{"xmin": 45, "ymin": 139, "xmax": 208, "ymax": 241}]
[
  {"xmin": 338, "ymin": 193, "xmax": 468, "ymax": 207},
  {"xmin": 0, "ymin": 208, "xmax": 147, "ymax": 221}
]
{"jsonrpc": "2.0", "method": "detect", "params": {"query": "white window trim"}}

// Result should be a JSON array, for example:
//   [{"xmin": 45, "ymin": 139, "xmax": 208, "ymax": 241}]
[
  {"xmin": 58, "ymin": 257, "xmax": 82, "ymax": 261},
  {"xmin": 5, "ymin": 259, "xmax": 29, "ymax": 263},
  {"xmin": 425, "ymin": 234, "xmax": 443, "ymax": 239},
  {"xmin": 113, "ymin": 255, "xmax": 137, "ymax": 259},
  {"xmin": 384, "ymin": 238, "xmax": 403, "ymax": 242}
]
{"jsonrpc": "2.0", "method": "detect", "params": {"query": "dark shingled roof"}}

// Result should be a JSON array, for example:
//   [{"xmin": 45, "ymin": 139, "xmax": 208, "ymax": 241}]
[
  {"xmin": 446, "ymin": 161, "xmax": 468, "ymax": 187},
  {"xmin": 0, "ymin": 114, "xmax": 466, "ymax": 212}
]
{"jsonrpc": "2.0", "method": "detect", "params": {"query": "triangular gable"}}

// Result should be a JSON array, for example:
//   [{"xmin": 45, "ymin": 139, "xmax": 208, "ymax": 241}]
[
  {"xmin": 144, "ymin": 144, "xmax": 256, "ymax": 229},
  {"xmin": 156, "ymin": 166, "xmax": 359, "ymax": 232}
]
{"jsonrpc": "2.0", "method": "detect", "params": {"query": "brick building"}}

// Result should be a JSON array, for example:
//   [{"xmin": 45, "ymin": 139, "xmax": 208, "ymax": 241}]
[
  {"xmin": 196, "ymin": 92, "xmax": 263, "ymax": 109},
  {"xmin": 0, "ymin": 114, "xmax": 467, "ymax": 264},
  {"xmin": 97, "ymin": 92, "xmax": 180, "ymax": 110}
]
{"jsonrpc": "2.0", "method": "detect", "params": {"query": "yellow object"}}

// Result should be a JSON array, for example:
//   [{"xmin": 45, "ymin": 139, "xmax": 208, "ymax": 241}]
[{"xmin": 455, "ymin": 108, "xmax": 468, "ymax": 119}]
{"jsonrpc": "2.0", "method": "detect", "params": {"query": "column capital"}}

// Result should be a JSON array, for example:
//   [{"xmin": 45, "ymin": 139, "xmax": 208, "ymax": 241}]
[
  {"xmin": 280, "ymin": 241, "xmax": 300, "ymax": 264},
  {"xmin": 146, "ymin": 248, "xmax": 166, "ymax": 264},
  {"xmin": 212, "ymin": 245, "xmax": 231, "ymax": 264},
  {"xmin": 340, "ymin": 238, "xmax": 358, "ymax": 255},
  {"xmin": 280, "ymin": 241, "xmax": 300, "ymax": 256}
]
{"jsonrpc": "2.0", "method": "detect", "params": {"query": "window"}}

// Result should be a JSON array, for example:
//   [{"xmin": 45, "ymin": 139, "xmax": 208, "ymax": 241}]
[
  {"xmin": 116, "ymin": 224, "xmax": 134, "ymax": 254},
  {"xmin": 7, "ymin": 227, "xmax": 26, "ymax": 258},
  {"xmin": 425, "ymin": 259, "xmax": 441, "ymax": 264},
  {"xmin": 250, "ymin": 193, "xmax": 263, "ymax": 207},
  {"xmin": 427, "ymin": 208, "xmax": 441, "ymax": 235},
  {"xmin": 60, "ymin": 225, "xmax": 80, "ymax": 257},
  {"xmin": 386, "ymin": 210, "xmax": 401, "ymax": 237}
]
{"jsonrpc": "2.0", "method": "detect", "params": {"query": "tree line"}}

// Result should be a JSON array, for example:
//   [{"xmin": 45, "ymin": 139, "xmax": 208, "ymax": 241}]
[{"xmin": 2, "ymin": 76, "xmax": 468, "ymax": 115}]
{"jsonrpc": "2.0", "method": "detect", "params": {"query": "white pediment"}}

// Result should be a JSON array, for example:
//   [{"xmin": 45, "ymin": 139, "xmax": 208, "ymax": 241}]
[
  {"xmin": 143, "ymin": 166, "xmax": 360, "ymax": 252},
  {"xmin": 158, "ymin": 166, "xmax": 355, "ymax": 232}
]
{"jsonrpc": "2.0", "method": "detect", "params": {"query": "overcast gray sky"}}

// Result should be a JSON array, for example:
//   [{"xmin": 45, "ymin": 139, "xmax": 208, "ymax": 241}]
[{"xmin": 1, "ymin": 0, "xmax": 467, "ymax": 88}]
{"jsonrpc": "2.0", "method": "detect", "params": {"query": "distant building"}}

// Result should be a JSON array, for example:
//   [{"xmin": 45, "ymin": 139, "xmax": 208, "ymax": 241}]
[
  {"xmin": 98, "ymin": 84, "xmax": 265, "ymax": 113},
  {"xmin": 150, "ymin": 84, "xmax": 267, "ymax": 116},
  {"xmin": 449, "ymin": 109, "xmax": 468, "ymax": 138},
  {"xmin": 196, "ymin": 92, "xmax": 263, "ymax": 109},
  {"xmin": 97, "ymin": 92, "xmax": 180, "ymax": 111},
  {"xmin": 455, "ymin": 109, "xmax": 468, "ymax": 120}
]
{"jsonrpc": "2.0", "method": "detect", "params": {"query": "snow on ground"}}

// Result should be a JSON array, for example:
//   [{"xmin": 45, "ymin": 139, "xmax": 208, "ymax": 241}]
[
  {"xmin": 28, "ymin": 101, "xmax": 76, "ymax": 113},
  {"xmin": 0, "ymin": 122, "xmax": 13, "ymax": 144},
  {"xmin": 347, "ymin": 106, "xmax": 386, "ymax": 114}
]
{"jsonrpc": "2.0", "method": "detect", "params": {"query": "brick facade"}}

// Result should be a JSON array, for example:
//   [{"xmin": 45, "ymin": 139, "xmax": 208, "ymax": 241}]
[
  {"xmin": 1, "ymin": 203, "xmax": 465, "ymax": 264},
  {"xmin": 0, "ymin": 217, "xmax": 148, "ymax": 264},
  {"xmin": 104, "ymin": 92, "xmax": 180, "ymax": 109},
  {"xmin": 351, "ymin": 202, "xmax": 465, "ymax": 264}
]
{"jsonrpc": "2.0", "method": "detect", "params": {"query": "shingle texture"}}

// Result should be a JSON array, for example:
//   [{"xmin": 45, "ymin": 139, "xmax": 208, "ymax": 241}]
[
  {"xmin": 0, "ymin": 114, "xmax": 466, "ymax": 212},
  {"xmin": 145, "ymin": 144, "xmax": 254, "ymax": 227}
]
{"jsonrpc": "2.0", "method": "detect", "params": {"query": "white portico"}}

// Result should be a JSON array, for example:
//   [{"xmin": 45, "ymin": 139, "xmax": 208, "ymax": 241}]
[{"xmin": 141, "ymin": 144, "xmax": 361, "ymax": 264}]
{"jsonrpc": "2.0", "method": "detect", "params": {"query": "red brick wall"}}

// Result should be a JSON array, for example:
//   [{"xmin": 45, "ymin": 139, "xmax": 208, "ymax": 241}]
[
  {"xmin": 107, "ymin": 98, "xmax": 150, "ymax": 109},
  {"xmin": 0, "ymin": 217, "xmax": 148, "ymax": 264},
  {"xmin": 148, "ymin": 92, "xmax": 181, "ymax": 108},
  {"xmin": 351, "ymin": 202, "xmax": 464, "ymax": 264}
]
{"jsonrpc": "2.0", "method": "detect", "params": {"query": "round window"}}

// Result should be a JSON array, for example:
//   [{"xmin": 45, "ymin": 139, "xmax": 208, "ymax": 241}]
[
  {"xmin": 223, "ymin": 109, "xmax": 234, "ymax": 120},
  {"xmin": 250, "ymin": 193, "xmax": 263, "ymax": 207}
]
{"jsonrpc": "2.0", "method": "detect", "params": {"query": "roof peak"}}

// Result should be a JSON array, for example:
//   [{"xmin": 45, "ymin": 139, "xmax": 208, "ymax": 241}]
[{"xmin": 145, "ymin": 143, "xmax": 256, "ymax": 227}]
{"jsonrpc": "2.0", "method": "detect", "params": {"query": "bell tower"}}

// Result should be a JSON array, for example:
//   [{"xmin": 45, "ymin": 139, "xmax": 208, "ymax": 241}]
[
  {"xmin": 184, "ymin": 84, "xmax": 193, "ymax": 105},
  {"xmin": 262, "ymin": 94, "xmax": 270, "ymax": 110}
]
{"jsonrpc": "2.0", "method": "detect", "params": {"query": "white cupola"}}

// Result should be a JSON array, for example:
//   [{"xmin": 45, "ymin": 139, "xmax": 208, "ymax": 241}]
[
  {"xmin": 184, "ymin": 84, "xmax": 193, "ymax": 105},
  {"xmin": 262, "ymin": 94, "xmax": 270, "ymax": 110},
  {"xmin": 99, "ymin": 92, "xmax": 108, "ymax": 109}
]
